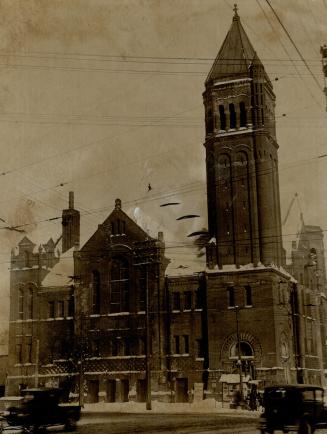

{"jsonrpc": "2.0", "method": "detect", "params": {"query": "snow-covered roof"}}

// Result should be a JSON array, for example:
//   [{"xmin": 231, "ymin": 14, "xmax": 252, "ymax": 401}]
[
  {"xmin": 206, "ymin": 261, "xmax": 297, "ymax": 283},
  {"xmin": 165, "ymin": 245, "xmax": 205, "ymax": 277},
  {"xmin": 41, "ymin": 247, "xmax": 75, "ymax": 287}
]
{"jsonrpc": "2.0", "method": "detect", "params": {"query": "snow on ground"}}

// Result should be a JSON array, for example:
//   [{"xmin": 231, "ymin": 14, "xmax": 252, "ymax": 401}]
[{"xmin": 82, "ymin": 399, "xmax": 261, "ymax": 416}]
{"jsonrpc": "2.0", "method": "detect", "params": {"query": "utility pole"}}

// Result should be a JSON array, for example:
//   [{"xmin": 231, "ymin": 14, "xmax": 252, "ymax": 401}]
[
  {"xmin": 34, "ymin": 339, "xmax": 39, "ymax": 387},
  {"xmin": 145, "ymin": 263, "xmax": 151, "ymax": 411},
  {"xmin": 134, "ymin": 239, "xmax": 160, "ymax": 411},
  {"xmin": 234, "ymin": 306, "xmax": 243, "ymax": 400}
]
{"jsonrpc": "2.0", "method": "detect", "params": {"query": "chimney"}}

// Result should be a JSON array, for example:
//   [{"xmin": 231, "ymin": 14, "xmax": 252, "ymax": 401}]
[
  {"xmin": 62, "ymin": 192, "xmax": 80, "ymax": 253},
  {"xmin": 69, "ymin": 191, "xmax": 74, "ymax": 209}
]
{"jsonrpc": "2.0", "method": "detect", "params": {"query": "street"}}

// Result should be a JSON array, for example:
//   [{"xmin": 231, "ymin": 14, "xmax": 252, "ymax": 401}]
[
  {"xmin": 59, "ymin": 412, "xmax": 327, "ymax": 434},
  {"xmin": 72, "ymin": 412, "xmax": 258, "ymax": 433}
]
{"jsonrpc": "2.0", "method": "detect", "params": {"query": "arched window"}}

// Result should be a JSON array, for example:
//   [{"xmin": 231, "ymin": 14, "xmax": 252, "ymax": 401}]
[
  {"xmin": 206, "ymin": 109, "xmax": 214, "ymax": 134},
  {"xmin": 92, "ymin": 270, "xmax": 101, "ymax": 314},
  {"xmin": 18, "ymin": 289, "xmax": 24, "ymax": 320},
  {"xmin": 239, "ymin": 101, "xmax": 247, "ymax": 127},
  {"xmin": 229, "ymin": 103, "xmax": 236, "ymax": 129},
  {"xmin": 219, "ymin": 105, "xmax": 226, "ymax": 130},
  {"xmin": 27, "ymin": 288, "xmax": 33, "ymax": 319},
  {"xmin": 110, "ymin": 258, "xmax": 129, "ymax": 313},
  {"xmin": 230, "ymin": 341, "xmax": 254, "ymax": 359}
]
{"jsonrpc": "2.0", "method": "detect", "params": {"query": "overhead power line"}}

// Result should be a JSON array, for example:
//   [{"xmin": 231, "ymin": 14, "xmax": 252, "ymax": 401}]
[{"xmin": 264, "ymin": 0, "xmax": 323, "ymax": 92}]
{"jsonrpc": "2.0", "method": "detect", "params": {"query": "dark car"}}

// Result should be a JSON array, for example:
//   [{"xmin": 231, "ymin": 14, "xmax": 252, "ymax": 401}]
[
  {"xmin": 258, "ymin": 384, "xmax": 327, "ymax": 434},
  {"xmin": 2, "ymin": 387, "xmax": 80, "ymax": 433}
]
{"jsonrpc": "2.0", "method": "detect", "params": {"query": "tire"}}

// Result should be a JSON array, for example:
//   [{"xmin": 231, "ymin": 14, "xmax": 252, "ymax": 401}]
[
  {"xmin": 299, "ymin": 419, "xmax": 313, "ymax": 434},
  {"xmin": 64, "ymin": 417, "xmax": 77, "ymax": 432}
]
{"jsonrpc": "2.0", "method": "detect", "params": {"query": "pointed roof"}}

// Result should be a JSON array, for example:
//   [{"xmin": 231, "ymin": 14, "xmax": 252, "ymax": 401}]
[
  {"xmin": 18, "ymin": 236, "xmax": 36, "ymax": 248},
  {"xmin": 206, "ymin": 5, "xmax": 266, "ymax": 85}
]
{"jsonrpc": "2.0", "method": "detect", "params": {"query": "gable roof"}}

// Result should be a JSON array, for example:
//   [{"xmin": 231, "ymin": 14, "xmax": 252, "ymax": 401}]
[
  {"xmin": 80, "ymin": 198, "xmax": 153, "ymax": 253},
  {"xmin": 18, "ymin": 236, "xmax": 36, "ymax": 248},
  {"xmin": 206, "ymin": 8, "xmax": 268, "ymax": 85}
]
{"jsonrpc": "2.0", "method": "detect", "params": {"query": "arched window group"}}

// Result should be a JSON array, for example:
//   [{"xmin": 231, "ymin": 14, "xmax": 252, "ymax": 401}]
[{"xmin": 218, "ymin": 101, "xmax": 247, "ymax": 131}]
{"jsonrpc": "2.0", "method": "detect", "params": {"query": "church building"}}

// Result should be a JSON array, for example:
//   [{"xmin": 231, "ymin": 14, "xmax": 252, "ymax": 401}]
[{"xmin": 6, "ymin": 6, "xmax": 326, "ymax": 402}]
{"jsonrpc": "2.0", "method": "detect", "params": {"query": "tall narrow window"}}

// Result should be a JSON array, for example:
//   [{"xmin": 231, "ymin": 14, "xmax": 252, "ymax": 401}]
[
  {"xmin": 206, "ymin": 109, "xmax": 214, "ymax": 134},
  {"xmin": 139, "ymin": 337, "xmax": 146, "ymax": 355},
  {"xmin": 68, "ymin": 297, "xmax": 74, "ymax": 317},
  {"xmin": 239, "ymin": 101, "xmax": 247, "ymax": 127},
  {"xmin": 195, "ymin": 289, "xmax": 203, "ymax": 309},
  {"xmin": 111, "ymin": 339, "xmax": 118, "ymax": 357},
  {"xmin": 16, "ymin": 343, "xmax": 22, "ymax": 363},
  {"xmin": 229, "ymin": 103, "xmax": 236, "ymax": 129},
  {"xmin": 92, "ymin": 270, "xmax": 101, "ymax": 314},
  {"xmin": 139, "ymin": 266, "xmax": 146, "ymax": 311},
  {"xmin": 196, "ymin": 339, "xmax": 204, "ymax": 358},
  {"xmin": 174, "ymin": 336, "xmax": 180, "ymax": 354},
  {"xmin": 219, "ymin": 105, "xmax": 226, "ymax": 130},
  {"xmin": 183, "ymin": 335, "xmax": 189, "ymax": 354},
  {"xmin": 227, "ymin": 286, "xmax": 235, "ymax": 307},
  {"xmin": 18, "ymin": 289, "xmax": 24, "ymax": 320},
  {"xmin": 110, "ymin": 258, "xmax": 129, "ymax": 313},
  {"xmin": 27, "ymin": 289, "xmax": 33, "ymax": 319},
  {"xmin": 58, "ymin": 300, "xmax": 65, "ymax": 318},
  {"xmin": 172, "ymin": 292, "xmax": 181, "ymax": 311},
  {"xmin": 24, "ymin": 251, "xmax": 30, "ymax": 267},
  {"xmin": 48, "ymin": 301, "xmax": 55, "ymax": 318},
  {"xmin": 183, "ymin": 292, "xmax": 192, "ymax": 310},
  {"xmin": 26, "ymin": 339, "xmax": 33, "ymax": 363},
  {"xmin": 245, "ymin": 285, "xmax": 252, "ymax": 306}
]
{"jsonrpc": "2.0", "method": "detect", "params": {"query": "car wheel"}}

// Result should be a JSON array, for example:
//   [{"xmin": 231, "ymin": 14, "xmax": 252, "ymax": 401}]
[
  {"xmin": 299, "ymin": 419, "xmax": 313, "ymax": 434},
  {"xmin": 65, "ymin": 417, "xmax": 77, "ymax": 432}
]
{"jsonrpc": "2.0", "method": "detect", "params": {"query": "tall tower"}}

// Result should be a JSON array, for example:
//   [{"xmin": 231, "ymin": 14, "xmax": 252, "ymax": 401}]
[
  {"xmin": 204, "ymin": 5, "xmax": 283, "ymax": 268},
  {"xmin": 62, "ymin": 191, "xmax": 80, "ymax": 253}
]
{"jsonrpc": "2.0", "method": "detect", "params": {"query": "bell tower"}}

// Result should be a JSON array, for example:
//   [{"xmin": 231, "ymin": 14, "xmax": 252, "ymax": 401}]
[{"xmin": 204, "ymin": 5, "xmax": 283, "ymax": 268}]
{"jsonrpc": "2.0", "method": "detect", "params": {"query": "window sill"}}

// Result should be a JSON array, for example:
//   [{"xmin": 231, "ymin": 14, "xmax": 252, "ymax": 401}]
[
  {"xmin": 90, "ymin": 314, "xmax": 101, "ymax": 318},
  {"xmin": 170, "ymin": 354, "xmax": 190, "ymax": 357},
  {"xmin": 172, "ymin": 310, "xmax": 181, "ymax": 313},
  {"xmin": 244, "ymin": 305, "xmax": 253, "ymax": 308},
  {"xmin": 195, "ymin": 357, "xmax": 205, "ymax": 361},
  {"xmin": 183, "ymin": 309, "xmax": 191, "ymax": 312}
]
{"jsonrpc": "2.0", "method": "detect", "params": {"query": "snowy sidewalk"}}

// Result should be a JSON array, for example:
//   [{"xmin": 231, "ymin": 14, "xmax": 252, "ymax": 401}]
[{"xmin": 81, "ymin": 399, "xmax": 261, "ymax": 416}]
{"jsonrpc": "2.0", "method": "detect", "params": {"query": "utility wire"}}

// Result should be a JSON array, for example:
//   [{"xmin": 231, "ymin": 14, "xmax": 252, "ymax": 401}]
[{"xmin": 264, "ymin": 0, "xmax": 323, "ymax": 92}]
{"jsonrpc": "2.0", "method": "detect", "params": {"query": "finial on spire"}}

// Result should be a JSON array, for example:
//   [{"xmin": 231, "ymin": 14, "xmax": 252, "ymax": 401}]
[
  {"xmin": 115, "ymin": 198, "xmax": 122, "ymax": 210},
  {"xmin": 233, "ymin": 3, "xmax": 239, "ymax": 20}
]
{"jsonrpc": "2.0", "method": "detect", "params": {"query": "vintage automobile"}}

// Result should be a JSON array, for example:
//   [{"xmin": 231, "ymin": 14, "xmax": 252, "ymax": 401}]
[
  {"xmin": 258, "ymin": 384, "xmax": 327, "ymax": 434},
  {"xmin": 0, "ymin": 387, "xmax": 81, "ymax": 433}
]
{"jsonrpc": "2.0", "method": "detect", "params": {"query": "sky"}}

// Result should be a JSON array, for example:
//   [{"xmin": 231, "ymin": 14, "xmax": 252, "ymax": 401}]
[{"xmin": 0, "ymin": 0, "xmax": 326, "ymax": 350}]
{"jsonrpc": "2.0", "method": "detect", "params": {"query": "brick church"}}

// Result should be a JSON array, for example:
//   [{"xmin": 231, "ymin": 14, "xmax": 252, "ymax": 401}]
[{"xmin": 6, "ymin": 7, "xmax": 326, "ymax": 402}]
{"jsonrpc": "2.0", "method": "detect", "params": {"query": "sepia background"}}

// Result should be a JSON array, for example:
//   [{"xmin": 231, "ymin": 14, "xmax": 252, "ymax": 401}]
[{"xmin": 0, "ymin": 0, "xmax": 326, "ymax": 353}]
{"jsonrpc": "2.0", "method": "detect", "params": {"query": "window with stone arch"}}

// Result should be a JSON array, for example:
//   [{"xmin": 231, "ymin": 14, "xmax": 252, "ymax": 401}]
[
  {"xmin": 92, "ymin": 270, "xmax": 101, "ymax": 314},
  {"xmin": 110, "ymin": 258, "xmax": 129, "ymax": 313}
]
